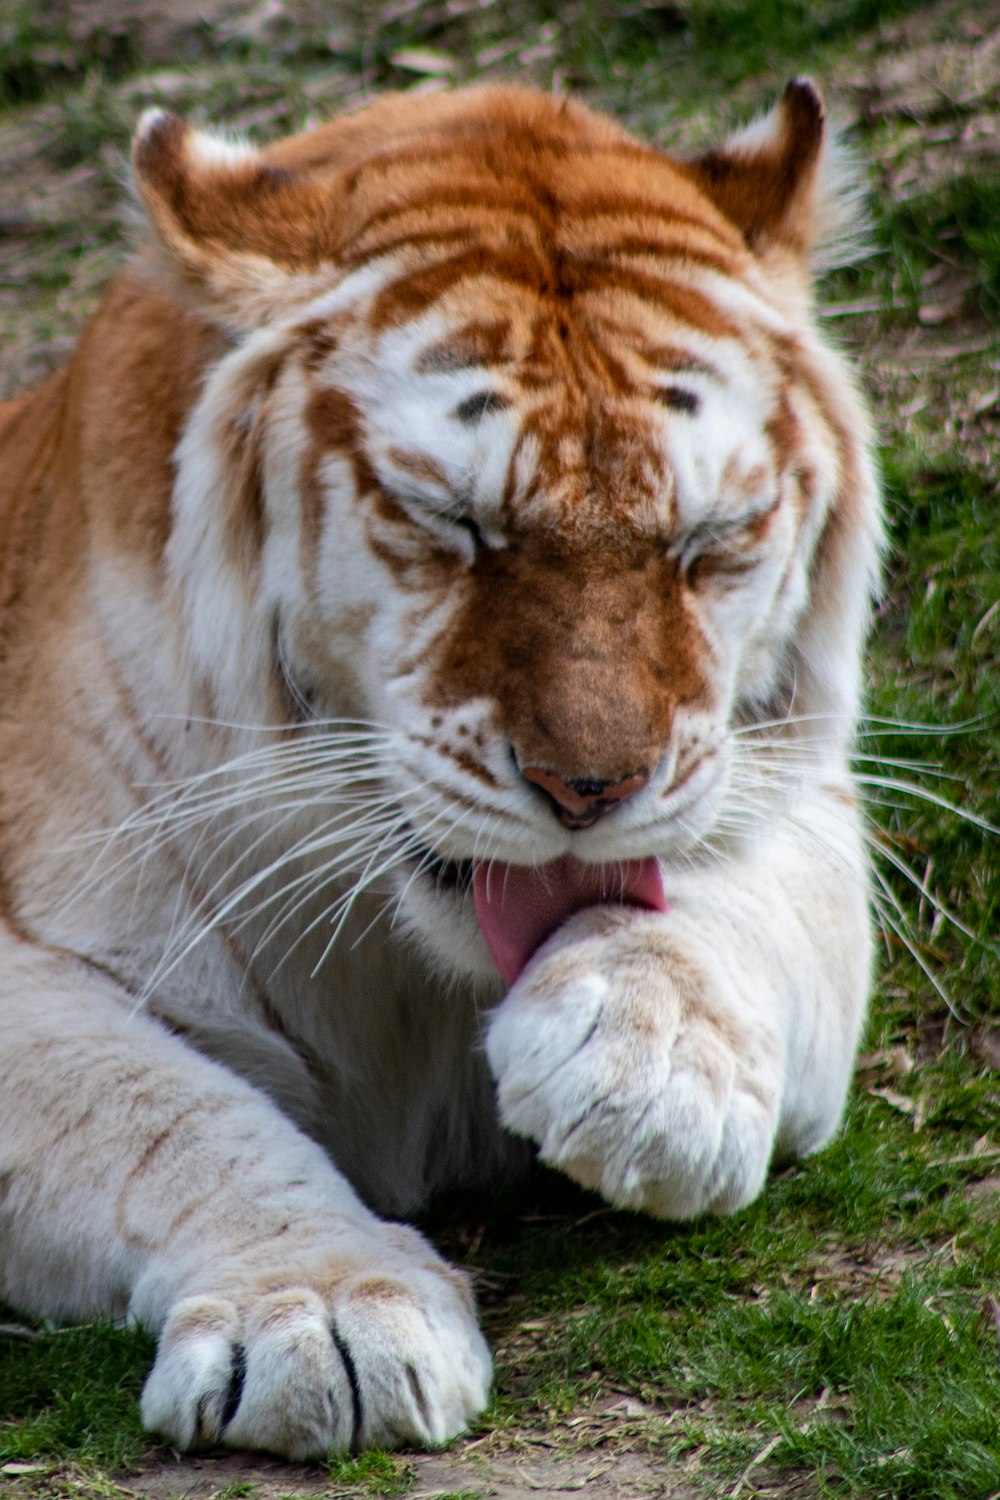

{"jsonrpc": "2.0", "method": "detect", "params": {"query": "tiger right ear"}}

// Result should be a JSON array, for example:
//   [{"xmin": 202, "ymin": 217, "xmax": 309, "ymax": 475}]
[
  {"xmin": 131, "ymin": 110, "xmax": 340, "ymax": 329},
  {"xmin": 686, "ymin": 80, "xmax": 830, "ymax": 262}
]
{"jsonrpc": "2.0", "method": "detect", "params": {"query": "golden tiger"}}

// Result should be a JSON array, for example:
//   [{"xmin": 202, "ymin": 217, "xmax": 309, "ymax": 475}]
[{"xmin": 0, "ymin": 81, "xmax": 880, "ymax": 1458}]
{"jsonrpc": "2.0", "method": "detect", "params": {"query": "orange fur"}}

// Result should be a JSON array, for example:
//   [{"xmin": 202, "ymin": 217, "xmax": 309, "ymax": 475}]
[{"xmin": 0, "ymin": 82, "xmax": 881, "ymax": 1461}]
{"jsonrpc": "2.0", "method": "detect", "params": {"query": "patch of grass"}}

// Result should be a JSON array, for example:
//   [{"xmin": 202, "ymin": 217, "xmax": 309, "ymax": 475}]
[
  {"xmin": 863, "ymin": 449, "xmax": 1000, "ymax": 1028},
  {"xmin": 0, "ymin": 1321, "xmax": 154, "ymax": 1470},
  {"xmin": 832, "ymin": 170, "xmax": 1000, "ymax": 328},
  {"xmin": 429, "ymin": 1083, "xmax": 1000, "ymax": 1494},
  {"xmin": 0, "ymin": 1, "xmax": 142, "ymax": 107},
  {"xmin": 52, "ymin": 76, "xmax": 133, "ymax": 168},
  {"xmin": 545, "ymin": 0, "xmax": 933, "ymax": 97},
  {"xmin": 880, "ymin": 173, "xmax": 1000, "ymax": 322},
  {"xmin": 0, "ymin": 4, "xmax": 57, "ymax": 105},
  {"xmin": 684, "ymin": 1286, "xmax": 1000, "ymax": 1500},
  {"xmin": 683, "ymin": 0, "xmax": 929, "ymax": 78},
  {"xmin": 325, "ymin": 1450, "xmax": 414, "ymax": 1493}
]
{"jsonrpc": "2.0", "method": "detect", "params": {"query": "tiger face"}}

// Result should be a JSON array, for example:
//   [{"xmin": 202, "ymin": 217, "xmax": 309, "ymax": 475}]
[{"xmin": 136, "ymin": 81, "xmax": 878, "ymax": 983}]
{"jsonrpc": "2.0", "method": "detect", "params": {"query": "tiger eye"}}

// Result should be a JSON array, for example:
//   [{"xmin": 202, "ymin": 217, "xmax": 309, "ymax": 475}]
[
  {"xmin": 656, "ymin": 386, "xmax": 700, "ymax": 415},
  {"xmin": 453, "ymin": 391, "xmax": 509, "ymax": 426}
]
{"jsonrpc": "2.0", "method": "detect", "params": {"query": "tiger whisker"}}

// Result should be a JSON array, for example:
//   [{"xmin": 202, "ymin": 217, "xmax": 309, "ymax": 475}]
[
  {"xmin": 137, "ymin": 800, "xmax": 418, "ymax": 1003},
  {"xmin": 868, "ymin": 864, "xmax": 964, "ymax": 1019},
  {"xmin": 851, "ymin": 774, "xmax": 1000, "ymax": 837},
  {"xmin": 863, "ymin": 822, "xmax": 992, "ymax": 953},
  {"xmin": 253, "ymin": 793, "xmax": 446, "ymax": 973},
  {"xmin": 308, "ymin": 821, "xmax": 448, "ymax": 978}
]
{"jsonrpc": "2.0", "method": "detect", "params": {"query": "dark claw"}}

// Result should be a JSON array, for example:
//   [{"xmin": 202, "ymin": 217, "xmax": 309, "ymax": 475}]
[
  {"xmin": 331, "ymin": 1324, "xmax": 364, "ymax": 1450},
  {"xmin": 221, "ymin": 1341, "xmax": 247, "ymax": 1429}
]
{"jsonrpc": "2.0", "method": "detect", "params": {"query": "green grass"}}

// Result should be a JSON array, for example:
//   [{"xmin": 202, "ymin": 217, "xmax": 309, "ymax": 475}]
[
  {"xmin": 0, "ymin": 1321, "xmax": 153, "ymax": 1470},
  {"xmin": 1, "ymin": 1, "xmax": 998, "ymax": 1497},
  {"xmin": 429, "ymin": 1084, "xmax": 1000, "ymax": 1496},
  {"xmin": 531, "ymin": 0, "xmax": 933, "ymax": 99},
  {"xmin": 325, "ymin": 1451, "xmax": 414, "ymax": 1493},
  {"xmin": 864, "ymin": 450, "xmax": 1000, "ymax": 1029},
  {"xmin": 880, "ymin": 173, "xmax": 1000, "ymax": 322},
  {"xmin": 0, "ymin": 0, "xmax": 142, "ymax": 107}
]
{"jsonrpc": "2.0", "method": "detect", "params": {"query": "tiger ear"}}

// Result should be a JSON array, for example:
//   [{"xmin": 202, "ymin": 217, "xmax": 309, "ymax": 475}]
[
  {"xmin": 687, "ymin": 80, "xmax": 836, "ymax": 262},
  {"xmin": 131, "ymin": 110, "xmax": 339, "ymax": 329}
]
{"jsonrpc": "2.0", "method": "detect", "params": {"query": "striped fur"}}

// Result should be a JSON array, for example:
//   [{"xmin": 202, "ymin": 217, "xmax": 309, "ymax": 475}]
[{"xmin": 0, "ymin": 83, "xmax": 880, "ymax": 1458}]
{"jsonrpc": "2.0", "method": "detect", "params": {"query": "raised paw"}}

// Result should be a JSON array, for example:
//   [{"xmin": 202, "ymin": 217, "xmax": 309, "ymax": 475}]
[
  {"xmin": 140, "ymin": 1246, "xmax": 491, "ymax": 1458},
  {"xmin": 485, "ymin": 906, "xmax": 785, "ymax": 1219}
]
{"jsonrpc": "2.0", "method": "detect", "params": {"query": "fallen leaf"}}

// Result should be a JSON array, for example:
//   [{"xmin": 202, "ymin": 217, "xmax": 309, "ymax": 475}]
[
  {"xmin": 974, "ymin": 1031, "xmax": 1000, "ymax": 1070},
  {"xmin": 603, "ymin": 1396, "xmax": 660, "ymax": 1418},
  {"xmin": 971, "ymin": 388, "xmax": 1000, "ymax": 416},
  {"xmin": 985, "ymin": 1295, "xmax": 1000, "ymax": 1354},
  {"xmin": 515, "ymin": 1469, "xmax": 588, "ymax": 1491},
  {"xmin": 390, "ymin": 48, "xmax": 458, "ymax": 74},
  {"xmin": 856, "ymin": 1046, "xmax": 914, "ymax": 1077},
  {"xmin": 918, "ymin": 294, "xmax": 966, "ymax": 325},
  {"xmin": 869, "ymin": 1087, "xmax": 916, "ymax": 1115}
]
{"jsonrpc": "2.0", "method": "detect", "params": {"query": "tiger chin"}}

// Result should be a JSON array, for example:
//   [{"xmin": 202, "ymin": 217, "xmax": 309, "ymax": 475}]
[{"xmin": 0, "ymin": 81, "xmax": 880, "ymax": 1459}]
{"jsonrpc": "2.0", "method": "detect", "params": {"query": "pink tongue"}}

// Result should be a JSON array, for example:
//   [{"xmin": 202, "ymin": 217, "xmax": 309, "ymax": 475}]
[{"xmin": 473, "ymin": 855, "xmax": 667, "ymax": 984}]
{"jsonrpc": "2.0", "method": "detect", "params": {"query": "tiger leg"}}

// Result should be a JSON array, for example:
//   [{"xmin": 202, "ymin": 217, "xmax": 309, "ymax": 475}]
[
  {"xmin": 485, "ymin": 783, "xmax": 871, "ymax": 1218},
  {"xmin": 0, "ymin": 925, "xmax": 490, "ymax": 1457}
]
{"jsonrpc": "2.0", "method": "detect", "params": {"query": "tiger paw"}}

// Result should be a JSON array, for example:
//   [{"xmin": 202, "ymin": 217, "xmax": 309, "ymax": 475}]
[
  {"xmin": 139, "ymin": 1230, "xmax": 491, "ymax": 1458},
  {"xmin": 485, "ymin": 906, "xmax": 785, "ymax": 1219}
]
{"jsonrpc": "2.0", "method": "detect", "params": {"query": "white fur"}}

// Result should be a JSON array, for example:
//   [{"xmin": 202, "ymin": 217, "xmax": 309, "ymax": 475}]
[
  {"xmin": 487, "ymin": 783, "xmax": 871, "ymax": 1216},
  {"xmin": 1, "ymin": 90, "xmax": 882, "ymax": 1464}
]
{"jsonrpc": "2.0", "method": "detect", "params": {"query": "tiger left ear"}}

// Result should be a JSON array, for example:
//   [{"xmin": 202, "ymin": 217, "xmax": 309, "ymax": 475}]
[
  {"xmin": 686, "ymin": 79, "xmax": 828, "ymax": 260},
  {"xmin": 131, "ymin": 110, "xmax": 339, "ymax": 329}
]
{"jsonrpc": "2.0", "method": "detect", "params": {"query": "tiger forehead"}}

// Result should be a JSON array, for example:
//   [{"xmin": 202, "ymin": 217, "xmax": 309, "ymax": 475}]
[
  {"xmin": 322, "ymin": 116, "xmax": 748, "ymax": 337},
  {"xmin": 294, "ymin": 105, "xmax": 779, "ymax": 531},
  {"xmin": 332, "ymin": 122, "xmax": 745, "ymax": 272},
  {"xmin": 410, "ymin": 312, "xmax": 722, "ymax": 398}
]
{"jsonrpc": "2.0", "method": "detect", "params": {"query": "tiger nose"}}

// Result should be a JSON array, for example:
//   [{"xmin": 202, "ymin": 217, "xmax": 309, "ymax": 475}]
[{"xmin": 521, "ymin": 765, "xmax": 651, "ymax": 829}]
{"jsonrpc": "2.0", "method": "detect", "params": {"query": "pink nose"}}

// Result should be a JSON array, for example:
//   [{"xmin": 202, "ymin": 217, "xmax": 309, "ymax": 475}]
[{"xmin": 521, "ymin": 766, "xmax": 651, "ymax": 829}]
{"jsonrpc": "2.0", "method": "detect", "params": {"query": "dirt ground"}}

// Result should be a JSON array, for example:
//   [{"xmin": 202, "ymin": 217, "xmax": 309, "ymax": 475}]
[{"xmin": 125, "ymin": 1442, "xmax": 695, "ymax": 1500}]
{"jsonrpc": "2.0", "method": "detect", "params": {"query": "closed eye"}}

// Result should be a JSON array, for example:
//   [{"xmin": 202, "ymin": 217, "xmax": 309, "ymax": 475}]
[
  {"xmin": 402, "ymin": 495, "xmax": 489, "ymax": 554},
  {"xmin": 452, "ymin": 391, "xmax": 510, "ymax": 425},
  {"xmin": 655, "ymin": 386, "xmax": 701, "ymax": 416},
  {"xmin": 676, "ymin": 495, "xmax": 781, "ymax": 583}
]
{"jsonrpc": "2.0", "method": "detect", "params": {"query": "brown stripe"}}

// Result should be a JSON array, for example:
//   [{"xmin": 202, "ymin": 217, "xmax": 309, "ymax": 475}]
[
  {"xmin": 424, "ymin": 740, "xmax": 501, "ymax": 789},
  {"xmin": 765, "ymin": 384, "xmax": 801, "ymax": 476},
  {"xmin": 567, "ymin": 236, "xmax": 738, "ymax": 278},
  {"xmin": 386, "ymin": 447, "xmax": 449, "ymax": 487},
  {"xmin": 561, "ymin": 191, "xmax": 739, "ymax": 245},
  {"xmin": 303, "ymin": 386, "xmax": 378, "ymax": 562},
  {"xmin": 343, "ymin": 187, "xmax": 549, "ymax": 259},
  {"xmin": 572, "ymin": 267, "xmax": 742, "ymax": 340},
  {"xmin": 415, "ymin": 320, "xmax": 516, "ymax": 373},
  {"xmin": 343, "ymin": 223, "xmax": 481, "ymax": 269},
  {"xmin": 584, "ymin": 322, "xmax": 725, "ymax": 381},
  {"xmin": 369, "ymin": 247, "xmax": 547, "ymax": 332},
  {"xmin": 447, "ymin": 746, "xmax": 500, "ymax": 787}
]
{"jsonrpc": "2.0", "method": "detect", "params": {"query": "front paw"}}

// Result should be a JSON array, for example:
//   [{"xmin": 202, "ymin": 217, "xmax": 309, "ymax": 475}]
[
  {"xmin": 485, "ymin": 907, "xmax": 783, "ymax": 1219},
  {"xmin": 139, "ymin": 1224, "xmax": 490, "ymax": 1458}
]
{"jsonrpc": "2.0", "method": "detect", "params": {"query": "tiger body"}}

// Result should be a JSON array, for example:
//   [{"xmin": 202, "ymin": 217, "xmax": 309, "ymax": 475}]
[{"xmin": 0, "ymin": 83, "xmax": 879, "ymax": 1456}]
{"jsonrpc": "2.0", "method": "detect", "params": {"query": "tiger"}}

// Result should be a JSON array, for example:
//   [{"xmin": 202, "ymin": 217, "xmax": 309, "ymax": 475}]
[{"xmin": 0, "ymin": 79, "xmax": 880, "ymax": 1459}]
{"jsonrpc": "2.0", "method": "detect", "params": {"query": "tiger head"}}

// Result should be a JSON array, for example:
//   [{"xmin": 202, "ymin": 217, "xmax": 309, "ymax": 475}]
[{"xmin": 130, "ymin": 82, "xmax": 881, "ymax": 982}]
